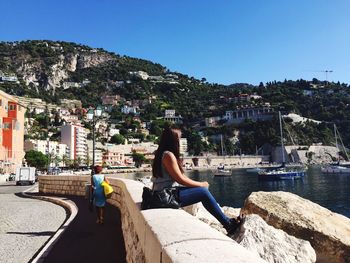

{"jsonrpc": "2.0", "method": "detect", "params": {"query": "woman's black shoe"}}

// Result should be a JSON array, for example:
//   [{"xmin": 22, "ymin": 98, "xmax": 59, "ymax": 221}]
[{"xmin": 225, "ymin": 216, "xmax": 242, "ymax": 236}]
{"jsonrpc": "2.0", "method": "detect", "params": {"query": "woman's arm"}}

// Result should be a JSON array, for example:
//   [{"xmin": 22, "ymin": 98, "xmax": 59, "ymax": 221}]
[
  {"xmin": 104, "ymin": 176, "xmax": 110, "ymax": 184},
  {"xmin": 162, "ymin": 152, "xmax": 208, "ymax": 188},
  {"xmin": 91, "ymin": 175, "xmax": 95, "ymax": 187}
]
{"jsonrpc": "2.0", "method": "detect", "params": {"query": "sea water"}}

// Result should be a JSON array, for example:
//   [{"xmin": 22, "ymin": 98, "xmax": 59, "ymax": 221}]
[{"xmin": 130, "ymin": 165, "xmax": 350, "ymax": 218}]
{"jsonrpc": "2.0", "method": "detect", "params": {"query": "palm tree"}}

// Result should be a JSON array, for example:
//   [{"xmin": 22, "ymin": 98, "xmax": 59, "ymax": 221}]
[
  {"xmin": 54, "ymin": 156, "xmax": 62, "ymax": 167},
  {"xmin": 62, "ymin": 154, "xmax": 69, "ymax": 167}
]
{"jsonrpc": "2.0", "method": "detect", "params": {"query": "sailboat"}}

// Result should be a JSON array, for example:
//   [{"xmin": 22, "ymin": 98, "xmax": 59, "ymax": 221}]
[
  {"xmin": 258, "ymin": 112, "xmax": 306, "ymax": 180},
  {"xmin": 321, "ymin": 124, "xmax": 350, "ymax": 174},
  {"xmin": 214, "ymin": 135, "xmax": 232, "ymax": 177}
]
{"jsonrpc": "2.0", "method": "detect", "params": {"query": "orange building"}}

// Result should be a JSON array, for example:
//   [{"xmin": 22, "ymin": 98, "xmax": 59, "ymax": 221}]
[{"xmin": 0, "ymin": 90, "xmax": 25, "ymax": 173}]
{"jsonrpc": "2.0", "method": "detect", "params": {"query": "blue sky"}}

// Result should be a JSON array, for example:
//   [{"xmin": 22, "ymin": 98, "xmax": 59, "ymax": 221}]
[{"xmin": 1, "ymin": 0, "xmax": 350, "ymax": 85}]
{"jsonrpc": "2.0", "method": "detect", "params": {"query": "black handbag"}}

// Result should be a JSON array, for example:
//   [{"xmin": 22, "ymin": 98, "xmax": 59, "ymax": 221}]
[{"xmin": 141, "ymin": 187, "xmax": 181, "ymax": 210}]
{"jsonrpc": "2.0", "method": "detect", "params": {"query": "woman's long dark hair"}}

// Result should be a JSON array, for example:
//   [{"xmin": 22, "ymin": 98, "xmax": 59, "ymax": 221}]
[{"xmin": 152, "ymin": 125, "xmax": 184, "ymax": 178}]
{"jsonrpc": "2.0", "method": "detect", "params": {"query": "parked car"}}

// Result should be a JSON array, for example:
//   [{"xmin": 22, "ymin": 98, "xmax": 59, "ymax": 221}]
[{"xmin": 8, "ymin": 173, "xmax": 15, "ymax": 181}]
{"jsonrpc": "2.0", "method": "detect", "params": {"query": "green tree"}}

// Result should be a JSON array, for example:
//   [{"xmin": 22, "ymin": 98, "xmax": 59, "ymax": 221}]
[
  {"xmin": 25, "ymin": 150, "xmax": 49, "ymax": 169},
  {"xmin": 110, "ymin": 134, "xmax": 125, "ymax": 145},
  {"xmin": 132, "ymin": 152, "xmax": 146, "ymax": 168}
]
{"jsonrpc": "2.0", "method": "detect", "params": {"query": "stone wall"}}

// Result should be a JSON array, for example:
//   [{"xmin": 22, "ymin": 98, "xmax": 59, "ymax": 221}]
[
  {"xmin": 183, "ymin": 155, "xmax": 269, "ymax": 167},
  {"xmin": 38, "ymin": 175, "xmax": 265, "ymax": 263},
  {"xmin": 39, "ymin": 175, "xmax": 89, "ymax": 196}
]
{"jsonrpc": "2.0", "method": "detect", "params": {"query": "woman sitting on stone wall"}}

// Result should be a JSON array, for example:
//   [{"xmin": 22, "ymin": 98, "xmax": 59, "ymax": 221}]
[{"xmin": 151, "ymin": 125, "xmax": 242, "ymax": 235}]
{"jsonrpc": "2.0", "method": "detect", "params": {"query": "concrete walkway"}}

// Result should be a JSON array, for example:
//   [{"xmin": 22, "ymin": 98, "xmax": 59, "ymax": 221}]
[{"xmin": 40, "ymin": 195, "xmax": 126, "ymax": 263}]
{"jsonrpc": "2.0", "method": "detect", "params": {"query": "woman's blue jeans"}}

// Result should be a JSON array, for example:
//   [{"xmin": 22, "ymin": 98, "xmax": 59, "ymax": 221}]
[{"xmin": 178, "ymin": 187, "xmax": 230, "ymax": 227}]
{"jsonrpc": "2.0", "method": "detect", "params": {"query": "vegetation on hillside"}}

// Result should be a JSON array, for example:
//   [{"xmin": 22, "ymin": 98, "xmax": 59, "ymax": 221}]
[{"xmin": 1, "ymin": 40, "xmax": 350, "ymax": 155}]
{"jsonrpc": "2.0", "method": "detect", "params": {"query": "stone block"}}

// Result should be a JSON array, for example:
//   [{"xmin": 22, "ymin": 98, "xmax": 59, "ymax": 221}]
[
  {"xmin": 241, "ymin": 191, "xmax": 350, "ymax": 263},
  {"xmin": 233, "ymin": 214, "xmax": 316, "ymax": 263},
  {"xmin": 162, "ymin": 239, "xmax": 266, "ymax": 263}
]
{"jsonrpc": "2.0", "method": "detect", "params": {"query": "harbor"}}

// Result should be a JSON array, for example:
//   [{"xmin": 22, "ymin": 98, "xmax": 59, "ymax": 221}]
[{"xmin": 124, "ymin": 165, "xmax": 350, "ymax": 218}]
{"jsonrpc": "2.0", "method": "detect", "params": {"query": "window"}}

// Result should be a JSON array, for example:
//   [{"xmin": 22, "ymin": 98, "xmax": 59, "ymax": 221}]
[
  {"xmin": 9, "ymin": 104, "xmax": 16, "ymax": 111},
  {"xmin": 3, "ymin": 123, "xmax": 10, "ymax": 129}
]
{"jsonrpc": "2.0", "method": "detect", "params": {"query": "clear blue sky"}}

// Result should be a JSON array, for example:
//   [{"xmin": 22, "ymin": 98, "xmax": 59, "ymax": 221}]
[{"xmin": 2, "ymin": 0, "xmax": 350, "ymax": 85}]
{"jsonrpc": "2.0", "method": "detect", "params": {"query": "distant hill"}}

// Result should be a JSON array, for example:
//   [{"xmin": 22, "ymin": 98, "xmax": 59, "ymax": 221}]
[
  {"xmin": 0, "ymin": 40, "xmax": 242, "ymax": 120},
  {"xmin": 1, "ymin": 40, "xmax": 350, "ymax": 151}
]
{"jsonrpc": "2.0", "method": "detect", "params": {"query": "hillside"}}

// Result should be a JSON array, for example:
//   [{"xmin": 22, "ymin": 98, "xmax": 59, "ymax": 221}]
[
  {"xmin": 0, "ymin": 40, "xmax": 237, "ymax": 120},
  {"xmin": 1, "ymin": 40, "xmax": 350, "ymax": 154}
]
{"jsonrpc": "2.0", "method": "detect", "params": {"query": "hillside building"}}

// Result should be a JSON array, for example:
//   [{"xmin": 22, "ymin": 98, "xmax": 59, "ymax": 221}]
[
  {"xmin": 102, "ymin": 95, "xmax": 121, "ymax": 106},
  {"xmin": 0, "ymin": 90, "xmax": 25, "ymax": 173},
  {"xmin": 24, "ymin": 139, "xmax": 69, "ymax": 166},
  {"xmin": 61, "ymin": 124, "xmax": 88, "ymax": 164},
  {"xmin": 129, "ymin": 71, "xmax": 149, "ymax": 80},
  {"xmin": 164, "ymin": 110, "xmax": 183, "ymax": 124},
  {"xmin": 224, "ymin": 104, "xmax": 273, "ymax": 124}
]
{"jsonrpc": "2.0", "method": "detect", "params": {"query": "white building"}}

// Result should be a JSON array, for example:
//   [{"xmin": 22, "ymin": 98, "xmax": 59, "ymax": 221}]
[
  {"xmin": 121, "ymin": 105, "xmax": 138, "ymax": 115},
  {"xmin": 180, "ymin": 138, "xmax": 188, "ymax": 156},
  {"xmin": 63, "ymin": 82, "xmax": 81, "ymax": 90},
  {"xmin": 205, "ymin": 116, "xmax": 221, "ymax": 127},
  {"xmin": 61, "ymin": 124, "xmax": 88, "ymax": 164},
  {"xmin": 129, "ymin": 71, "xmax": 149, "ymax": 80},
  {"xmin": 224, "ymin": 104, "xmax": 273, "ymax": 124},
  {"xmin": 24, "ymin": 139, "xmax": 69, "ymax": 166},
  {"xmin": 109, "ymin": 128, "xmax": 120, "ymax": 137},
  {"xmin": 62, "ymin": 114, "xmax": 79, "ymax": 124},
  {"xmin": 0, "ymin": 76, "xmax": 18, "ymax": 82},
  {"xmin": 34, "ymin": 107, "xmax": 46, "ymax": 114},
  {"xmin": 164, "ymin": 110, "xmax": 182, "ymax": 124},
  {"xmin": 87, "ymin": 141, "xmax": 103, "ymax": 166}
]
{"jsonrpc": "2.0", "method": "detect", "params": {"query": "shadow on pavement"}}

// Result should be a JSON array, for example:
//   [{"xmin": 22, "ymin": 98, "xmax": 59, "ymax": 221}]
[
  {"xmin": 7, "ymin": 231, "xmax": 56, "ymax": 237},
  {"xmin": 41, "ymin": 196, "xmax": 126, "ymax": 263}
]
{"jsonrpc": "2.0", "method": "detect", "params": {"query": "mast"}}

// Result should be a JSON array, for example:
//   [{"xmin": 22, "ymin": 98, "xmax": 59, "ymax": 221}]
[
  {"xmin": 279, "ymin": 111, "xmax": 285, "ymax": 165},
  {"xmin": 335, "ymin": 125, "xmax": 350, "ymax": 162},
  {"xmin": 334, "ymin": 124, "xmax": 339, "ymax": 163},
  {"xmin": 334, "ymin": 124, "xmax": 338, "ymax": 150},
  {"xmin": 221, "ymin": 134, "xmax": 224, "ymax": 156}
]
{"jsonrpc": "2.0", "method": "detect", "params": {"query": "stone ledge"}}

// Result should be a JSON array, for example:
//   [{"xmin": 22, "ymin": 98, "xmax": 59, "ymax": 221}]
[{"xmin": 39, "ymin": 175, "xmax": 265, "ymax": 263}]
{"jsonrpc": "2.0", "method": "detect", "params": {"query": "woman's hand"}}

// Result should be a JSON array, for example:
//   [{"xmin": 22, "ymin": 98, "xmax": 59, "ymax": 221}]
[{"xmin": 201, "ymin": 181, "xmax": 209, "ymax": 188}]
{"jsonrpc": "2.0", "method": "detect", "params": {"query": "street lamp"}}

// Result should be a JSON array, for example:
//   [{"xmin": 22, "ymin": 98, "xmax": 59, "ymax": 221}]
[{"xmin": 87, "ymin": 106, "xmax": 103, "ymax": 173}]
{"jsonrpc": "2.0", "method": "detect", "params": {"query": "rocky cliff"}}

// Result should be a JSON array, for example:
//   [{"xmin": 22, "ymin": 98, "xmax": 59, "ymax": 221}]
[{"xmin": 0, "ymin": 41, "xmax": 115, "ymax": 91}]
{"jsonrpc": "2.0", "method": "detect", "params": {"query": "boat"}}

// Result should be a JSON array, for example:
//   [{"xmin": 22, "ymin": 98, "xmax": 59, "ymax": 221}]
[
  {"xmin": 321, "ymin": 124, "xmax": 350, "ymax": 174},
  {"xmin": 258, "ymin": 112, "xmax": 306, "ymax": 180},
  {"xmin": 213, "ymin": 135, "xmax": 232, "ymax": 177},
  {"xmin": 258, "ymin": 168, "xmax": 305, "ymax": 180},
  {"xmin": 184, "ymin": 163, "xmax": 193, "ymax": 170},
  {"xmin": 214, "ymin": 165, "xmax": 232, "ymax": 177},
  {"xmin": 321, "ymin": 165, "xmax": 350, "ymax": 174},
  {"xmin": 246, "ymin": 167, "xmax": 265, "ymax": 174},
  {"xmin": 137, "ymin": 176, "xmax": 152, "ymax": 187}
]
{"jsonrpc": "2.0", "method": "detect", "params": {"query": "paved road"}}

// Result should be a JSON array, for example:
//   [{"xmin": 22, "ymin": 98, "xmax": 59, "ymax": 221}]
[
  {"xmin": 0, "ymin": 182, "xmax": 67, "ymax": 263},
  {"xmin": 0, "ymin": 181, "xmax": 35, "ymax": 194}
]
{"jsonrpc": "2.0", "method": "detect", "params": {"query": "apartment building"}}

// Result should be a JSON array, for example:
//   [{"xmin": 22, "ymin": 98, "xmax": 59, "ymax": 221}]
[
  {"xmin": 103, "ymin": 149, "xmax": 125, "ymax": 166},
  {"xmin": 61, "ymin": 124, "xmax": 88, "ymax": 164},
  {"xmin": 224, "ymin": 103, "xmax": 273, "ymax": 124},
  {"xmin": 24, "ymin": 139, "xmax": 69, "ymax": 166},
  {"xmin": 0, "ymin": 90, "xmax": 25, "ymax": 173},
  {"xmin": 180, "ymin": 138, "xmax": 188, "ymax": 156},
  {"xmin": 164, "ymin": 109, "xmax": 183, "ymax": 124},
  {"xmin": 87, "ymin": 140, "xmax": 103, "ymax": 166}
]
